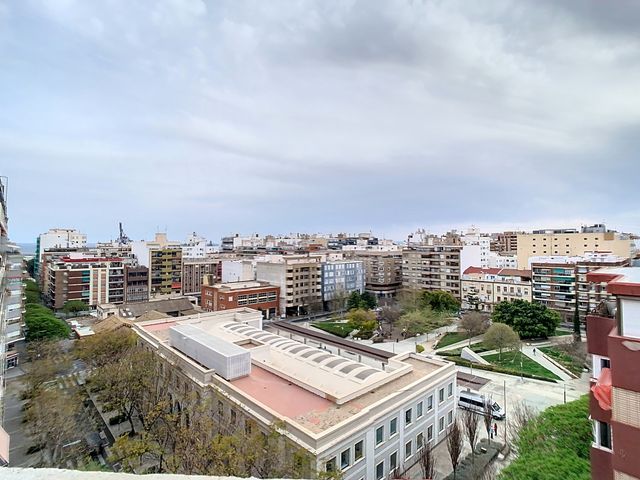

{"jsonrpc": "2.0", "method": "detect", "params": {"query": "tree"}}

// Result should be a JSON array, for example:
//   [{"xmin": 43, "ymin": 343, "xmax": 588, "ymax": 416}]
[
  {"xmin": 76, "ymin": 329, "xmax": 137, "ymax": 369},
  {"xmin": 25, "ymin": 279, "xmax": 42, "ymax": 305},
  {"xmin": 397, "ymin": 289, "xmax": 423, "ymax": 312},
  {"xmin": 346, "ymin": 291, "xmax": 377, "ymax": 311},
  {"xmin": 26, "ymin": 257, "xmax": 35, "ymax": 277},
  {"xmin": 507, "ymin": 401, "xmax": 538, "ymax": 455},
  {"xmin": 360, "ymin": 291, "xmax": 377, "ymax": 310},
  {"xmin": 447, "ymin": 419, "xmax": 463, "ymax": 480},
  {"xmin": 484, "ymin": 323, "xmax": 520, "ymax": 360},
  {"xmin": 492, "ymin": 300, "xmax": 560, "ymax": 339},
  {"xmin": 421, "ymin": 290, "xmax": 460, "ymax": 313},
  {"xmin": 24, "ymin": 388, "xmax": 82, "ymax": 466},
  {"xmin": 397, "ymin": 308, "xmax": 446, "ymax": 337},
  {"xmin": 346, "ymin": 308, "xmax": 377, "ymax": 338},
  {"xmin": 418, "ymin": 437, "xmax": 436, "ymax": 480},
  {"xmin": 24, "ymin": 303, "xmax": 70, "ymax": 341},
  {"xmin": 346, "ymin": 291, "xmax": 363, "ymax": 311},
  {"xmin": 378, "ymin": 305, "xmax": 401, "ymax": 326},
  {"xmin": 91, "ymin": 347, "xmax": 156, "ymax": 434},
  {"xmin": 460, "ymin": 312, "xmax": 490, "ymax": 345},
  {"xmin": 462, "ymin": 409, "xmax": 480, "ymax": 473},
  {"xmin": 482, "ymin": 397, "xmax": 494, "ymax": 445},
  {"xmin": 22, "ymin": 341, "xmax": 71, "ymax": 399},
  {"xmin": 63, "ymin": 300, "xmax": 89, "ymax": 315}
]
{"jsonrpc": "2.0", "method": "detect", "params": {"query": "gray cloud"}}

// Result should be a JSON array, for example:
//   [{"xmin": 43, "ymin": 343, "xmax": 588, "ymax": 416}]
[{"xmin": 1, "ymin": 0, "xmax": 639, "ymax": 243}]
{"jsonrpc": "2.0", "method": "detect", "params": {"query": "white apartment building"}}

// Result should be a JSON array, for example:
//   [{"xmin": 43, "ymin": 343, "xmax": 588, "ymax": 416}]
[
  {"xmin": 34, "ymin": 228, "xmax": 87, "ymax": 277},
  {"xmin": 182, "ymin": 232, "xmax": 217, "ymax": 258},
  {"xmin": 221, "ymin": 259, "xmax": 256, "ymax": 283},
  {"xmin": 487, "ymin": 252, "xmax": 518, "ymax": 269},
  {"xmin": 133, "ymin": 308, "xmax": 458, "ymax": 480},
  {"xmin": 460, "ymin": 227, "xmax": 491, "ymax": 271}
]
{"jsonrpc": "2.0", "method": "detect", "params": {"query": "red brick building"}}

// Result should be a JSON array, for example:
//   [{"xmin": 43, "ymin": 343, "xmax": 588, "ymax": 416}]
[
  {"xmin": 587, "ymin": 267, "xmax": 640, "ymax": 480},
  {"xmin": 201, "ymin": 281, "xmax": 280, "ymax": 319}
]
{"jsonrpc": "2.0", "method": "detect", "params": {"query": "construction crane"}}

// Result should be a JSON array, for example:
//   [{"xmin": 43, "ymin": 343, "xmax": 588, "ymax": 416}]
[{"xmin": 117, "ymin": 222, "xmax": 131, "ymax": 245}]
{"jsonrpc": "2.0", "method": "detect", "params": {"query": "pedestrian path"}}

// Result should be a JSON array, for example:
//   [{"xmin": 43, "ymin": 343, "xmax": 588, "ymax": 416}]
[
  {"xmin": 434, "ymin": 334, "xmax": 484, "ymax": 353},
  {"xmin": 521, "ymin": 346, "xmax": 573, "ymax": 381}
]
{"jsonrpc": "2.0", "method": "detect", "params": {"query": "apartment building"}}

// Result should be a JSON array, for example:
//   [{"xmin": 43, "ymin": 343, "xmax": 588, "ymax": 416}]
[
  {"xmin": 460, "ymin": 267, "xmax": 532, "ymax": 312},
  {"xmin": 4, "ymin": 248, "xmax": 25, "ymax": 370},
  {"xmin": 491, "ymin": 231, "xmax": 519, "ymax": 254},
  {"xmin": 46, "ymin": 254, "xmax": 128, "ymax": 309},
  {"xmin": 460, "ymin": 227, "xmax": 491, "ymax": 270},
  {"xmin": 181, "ymin": 258, "xmax": 220, "ymax": 297},
  {"xmin": 516, "ymin": 226, "xmax": 633, "ymax": 269},
  {"xmin": 321, "ymin": 260, "xmax": 365, "ymax": 309},
  {"xmin": 402, "ymin": 244, "xmax": 462, "ymax": 299},
  {"xmin": 132, "ymin": 233, "xmax": 182, "ymax": 296},
  {"xmin": 255, "ymin": 255, "xmax": 322, "ymax": 316},
  {"xmin": 34, "ymin": 228, "xmax": 87, "ymax": 278},
  {"xmin": 124, "ymin": 266, "xmax": 149, "ymax": 303},
  {"xmin": 586, "ymin": 267, "xmax": 640, "ymax": 480},
  {"xmin": 487, "ymin": 252, "xmax": 518, "ymax": 269},
  {"xmin": 0, "ymin": 177, "xmax": 21, "ymax": 465},
  {"xmin": 531, "ymin": 253, "xmax": 630, "ymax": 320},
  {"xmin": 182, "ymin": 232, "xmax": 217, "ymax": 258},
  {"xmin": 221, "ymin": 259, "xmax": 255, "ymax": 283},
  {"xmin": 133, "ymin": 309, "xmax": 458, "ymax": 480},
  {"xmin": 201, "ymin": 281, "xmax": 279, "ymax": 319},
  {"xmin": 346, "ymin": 248, "xmax": 403, "ymax": 299}
]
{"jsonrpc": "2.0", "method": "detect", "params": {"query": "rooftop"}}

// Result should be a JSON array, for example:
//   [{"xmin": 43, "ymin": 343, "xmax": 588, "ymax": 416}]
[
  {"xmin": 587, "ymin": 267, "xmax": 640, "ymax": 297},
  {"xmin": 212, "ymin": 281, "xmax": 276, "ymax": 291},
  {"xmin": 134, "ymin": 309, "xmax": 451, "ymax": 434}
]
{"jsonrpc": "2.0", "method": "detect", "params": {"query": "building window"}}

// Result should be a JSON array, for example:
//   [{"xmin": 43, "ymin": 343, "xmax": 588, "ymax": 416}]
[
  {"xmin": 390, "ymin": 451, "xmax": 398, "ymax": 471},
  {"xmin": 439, "ymin": 417, "xmax": 445, "ymax": 432},
  {"xmin": 390, "ymin": 417, "xmax": 398, "ymax": 437},
  {"xmin": 427, "ymin": 395, "xmax": 434, "ymax": 411},
  {"xmin": 405, "ymin": 440, "xmax": 413, "ymax": 460},
  {"xmin": 325, "ymin": 457, "xmax": 336, "ymax": 472},
  {"xmin": 447, "ymin": 410, "xmax": 453, "ymax": 426},
  {"xmin": 427, "ymin": 424, "xmax": 433, "ymax": 441},
  {"xmin": 594, "ymin": 420, "xmax": 612, "ymax": 450},
  {"xmin": 354, "ymin": 440, "xmax": 364, "ymax": 461},
  {"xmin": 340, "ymin": 448, "xmax": 350, "ymax": 469},
  {"xmin": 405, "ymin": 408, "xmax": 412, "ymax": 426},
  {"xmin": 376, "ymin": 425, "xmax": 384, "ymax": 445},
  {"xmin": 417, "ymin": 432, "xmax": 424, "ymax": 449},
  {"xmin": 376, "ymin": 461, "xmax": 384, "ymax": 480},
  {"xmin": 417, "ymin": 401, "xmax": 423, "ymax": 418},
  {"xmin": 448, "ymin": 382, "xmax": 453, "ymax": 397},
  {"xmin": 439, "ymin": 388, "xmax": 445, "ymax": 403}
]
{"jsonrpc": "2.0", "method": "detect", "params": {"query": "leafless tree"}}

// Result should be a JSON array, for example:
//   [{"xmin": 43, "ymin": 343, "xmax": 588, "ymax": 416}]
[
  {"xmin": 482, "ymin": 397, "xmax": 494, "ymax": 445},
  {"xmin": 507, "ymin": 401, "xmax": 538, "ymax": 454},
  {"xmin": 460, "ymin": 312, "xmax": 490, "ymax": 345},
  {"xmin": 462, "ymin": 409, "xmax": 480, "ymax": 472},
  {"xmin": 478, "ymin": 463, "xmax": 498, "ymax": 480},
  {"xmin": 447, "ymin": 419, "xmax": 464, "ymax": 480},
  {"xmin": 418, "ymin": 437, "xmax": 436, "ymax": 480}
]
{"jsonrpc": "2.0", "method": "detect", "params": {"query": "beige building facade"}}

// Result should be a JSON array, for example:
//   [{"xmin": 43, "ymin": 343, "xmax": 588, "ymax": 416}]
[
  {"xmin": 402, "ymin": 246, "xmax": 462, "ymax": 298},
  {"xmin": 516, "ymin": 230, "xmax": 632, "ymax": 269},
  {"xmin": 460, "ymin": 267, "xmax": 532, "ymax": 312}
]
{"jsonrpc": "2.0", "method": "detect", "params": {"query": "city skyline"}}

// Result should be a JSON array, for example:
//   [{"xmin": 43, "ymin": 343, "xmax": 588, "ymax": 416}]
[{"xmin": 3, "ymin": 0, "xmax": 640, "ymax": 242}]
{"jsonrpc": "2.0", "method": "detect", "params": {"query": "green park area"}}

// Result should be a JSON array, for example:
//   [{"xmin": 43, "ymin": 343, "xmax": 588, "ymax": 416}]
[{"xmin": 482, "ymin": 350, "xmax": 560, "ymax": 381}]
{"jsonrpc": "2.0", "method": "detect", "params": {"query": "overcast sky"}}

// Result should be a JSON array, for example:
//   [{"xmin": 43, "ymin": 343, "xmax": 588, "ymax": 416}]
[{"xmin": 2, "ymin": 0, "xmax": 640, "ymax": 243}]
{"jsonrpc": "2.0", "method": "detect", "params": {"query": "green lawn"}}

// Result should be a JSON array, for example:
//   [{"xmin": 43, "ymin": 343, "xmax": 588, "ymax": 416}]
[
  {"xmin": 437, "ymin": 341, "xmax": 491, "ymax": 356},
  {"xmin": 311, "ymin": 321, "xmax": 354, "ymax": 338},
  {"xmin": 437, "ymin": 355, "xmax": 557, "ymax": 383},
  {"xmin": 539, "ymin": 347, "xmax": 584, "ymax": 376},
  {"xmin": 435, "ymin": 331, "xmax": 469, "ymax": 348},
  {"xmin": 483, "ymin": 350, "xmax": 561, "ymax": 381}
]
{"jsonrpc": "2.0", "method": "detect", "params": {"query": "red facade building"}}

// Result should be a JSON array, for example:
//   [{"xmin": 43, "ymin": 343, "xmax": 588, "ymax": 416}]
[
  {"xmin": 587, "ymin": 267, "xmax": 640, "ymax": 480},
  {"xmin": 201, "ymin": 281, "xmax": 280, "ymax": 319}
]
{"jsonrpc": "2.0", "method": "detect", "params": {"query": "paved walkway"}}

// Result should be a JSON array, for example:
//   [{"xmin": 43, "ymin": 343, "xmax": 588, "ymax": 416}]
[
  {"xmin": 434, "ymin": 334, "xmax": 484, "ymax": 353},
  {"xmin": 521, "ymin": 345, "xmax": 573, "ymax": 381}
]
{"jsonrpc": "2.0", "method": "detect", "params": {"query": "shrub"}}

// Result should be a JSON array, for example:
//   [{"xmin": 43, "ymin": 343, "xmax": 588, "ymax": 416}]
[{"xmin": 416, "ymin": 344, "xmax": 425, "ymax": 353}]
